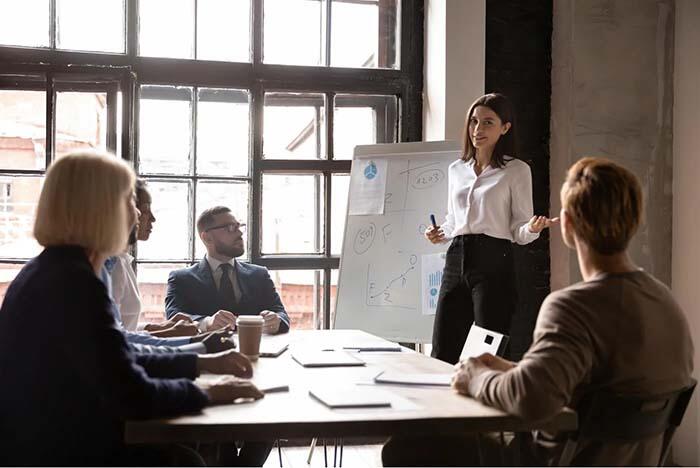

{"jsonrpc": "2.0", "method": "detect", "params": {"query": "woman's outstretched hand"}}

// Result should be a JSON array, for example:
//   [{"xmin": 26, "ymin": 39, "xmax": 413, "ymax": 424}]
[{"xmin": 528, "ymin": 215, "xmax": 559, "ymax": 233}]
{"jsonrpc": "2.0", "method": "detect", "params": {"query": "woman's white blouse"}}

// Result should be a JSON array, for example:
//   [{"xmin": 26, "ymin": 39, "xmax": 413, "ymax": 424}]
[
  {"xmin": 440, "ymin": 157, "xmax": 539, "ymax": 245},
  {"xmin": 110, "ymin": 252, "xmax": 141, "ymax": 331}
]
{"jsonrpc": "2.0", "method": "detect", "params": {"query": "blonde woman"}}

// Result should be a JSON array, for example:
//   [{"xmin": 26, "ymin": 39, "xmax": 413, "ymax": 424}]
[{"xmin": 0, "ymin": 151, "xmax": 262, "ymax": 466}]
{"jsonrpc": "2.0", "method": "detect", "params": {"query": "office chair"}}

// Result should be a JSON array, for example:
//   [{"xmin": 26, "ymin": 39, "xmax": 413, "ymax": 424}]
[{"xmin": 557, "ymin": 378, "xmax": 696, "ymax": 466}]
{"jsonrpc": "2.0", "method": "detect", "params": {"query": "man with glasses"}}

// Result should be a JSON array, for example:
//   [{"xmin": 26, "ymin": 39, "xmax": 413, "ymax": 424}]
[{"xmin": 165, "ymin": 206, "xmax": 290, "ymax": 335}]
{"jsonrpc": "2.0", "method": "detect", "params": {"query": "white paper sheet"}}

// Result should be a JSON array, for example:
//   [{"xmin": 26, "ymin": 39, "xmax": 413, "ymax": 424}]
[
  {"xmin": 421, "ymin": 252, "xmax": 446, "ymax": 315},
  {"xmin": 348, "ymin": 159, "xmax": 388, "ymax": 215},
  {"xmin": 459, "ymin": 323, "xmax": 508, "ymax": 360}
]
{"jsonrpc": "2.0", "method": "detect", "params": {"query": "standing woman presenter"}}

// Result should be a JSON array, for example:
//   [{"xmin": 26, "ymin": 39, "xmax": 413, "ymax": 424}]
[{"xmin": 426, "ymin": 93, "xmax": 557, "ymax": 364}]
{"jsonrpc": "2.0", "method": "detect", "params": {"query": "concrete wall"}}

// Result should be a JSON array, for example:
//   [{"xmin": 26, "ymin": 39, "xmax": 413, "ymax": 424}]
[
  {"xmin": 423, "ymin": 0, "xmax": 484, "ymax": 141},
  {"xmin": 550, "ymin": 0, "xmax": 674, "ymax": 290},
  {"xmin": 672, "ymin": 0, "xmax": 700, "ymax": 464}
]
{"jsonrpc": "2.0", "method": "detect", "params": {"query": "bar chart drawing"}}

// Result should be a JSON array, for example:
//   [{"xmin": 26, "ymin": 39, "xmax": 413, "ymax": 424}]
[
  {"xmin": 427, "ymin": 271, "xmax": 443, "ymax": 309},
  {"xmin": 421, "ymin": 253, "xmax": 446, "ymax": 315}
]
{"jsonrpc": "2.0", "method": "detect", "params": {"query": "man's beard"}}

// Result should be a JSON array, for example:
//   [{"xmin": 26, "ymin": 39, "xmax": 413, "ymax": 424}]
[{"xmin": 214, "ymin": 238, "xmax": 244, "ymax": 258}]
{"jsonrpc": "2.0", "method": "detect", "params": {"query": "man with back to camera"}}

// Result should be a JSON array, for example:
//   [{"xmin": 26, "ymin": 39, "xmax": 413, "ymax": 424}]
[
  {"xmin": 382, "ymin": 157, "xmax": 694, "ymax": 466},
  {"xmin": 165, "ymin": 206, "xmax": 290, "ymax": 334}
]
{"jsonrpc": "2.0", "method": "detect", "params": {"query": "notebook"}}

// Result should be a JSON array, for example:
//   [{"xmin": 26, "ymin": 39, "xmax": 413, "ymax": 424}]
[
  {"xmin": 259, "ymin": 341, "xmax": 289, "ymax": 358},
  {"xmin": 257, "ymin": 382, "xmax": 290, "ymax": 394},
  {"xmin": 459, "ymin": 323, "xmax": 509, "ymax": 360},
  {"xmin": 292, "ymin": 350, "xmax": 365, "ymax": 368},
  {"xmin": 373, "ymin": 371, "xmax": 452, "ymax": 387},
  {"xmin": 342, "ymin": 344, "xmax": 402, "ymax": 352},
  {"xmin": 309, "ymin": 387, "xmax": 392, "ymax": 409}
]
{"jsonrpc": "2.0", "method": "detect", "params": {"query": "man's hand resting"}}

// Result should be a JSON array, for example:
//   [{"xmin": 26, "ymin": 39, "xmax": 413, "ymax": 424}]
[
  {"xmin": 199, "ymin": 310, "xmax": 237, "ymax": 332},
  {"xmin": 190, "ymin": 327, "xmax": 236, "ymax": 353},
  {"xmin": 197, "ymin": 349, "xmax": 253, "ymax": 378},
  {"xmin": 451, "ymin": 353, "xmax": 516, "ymax": 396},
  {"xmin": 197, "ymin": 375, "xmax": 263, "ymax": 405},
  {"xmin": 260, "ymin": 310, "xmax": 281, "ymax": 334}
]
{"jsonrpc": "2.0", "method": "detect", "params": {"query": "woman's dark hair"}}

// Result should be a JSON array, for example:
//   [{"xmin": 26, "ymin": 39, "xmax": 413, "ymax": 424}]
[
  {"xmin": 461, "ymin": 93, "xmax": 518, "ymax": 168},
  {"xmin": 135, "ymin": 178, "xmax": 149, "ymax": 205}
]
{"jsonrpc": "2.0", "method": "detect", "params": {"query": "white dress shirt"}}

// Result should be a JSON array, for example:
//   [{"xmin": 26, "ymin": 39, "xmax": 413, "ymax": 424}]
[
  {"xmin": 110, "ymin": 252, "xmax": 141, "ymax": 331},
  {"xmin": 205, "ymin": 255, "xmax": 242, "ymax": 301},
  {"xmin": 440, "ymin": 157, "xmax": 539, "ymax": 245}
]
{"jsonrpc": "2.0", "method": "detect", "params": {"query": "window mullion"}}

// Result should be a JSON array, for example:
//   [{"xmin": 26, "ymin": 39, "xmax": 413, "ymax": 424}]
[
  {"xmin": 324, "ymin": 0, "xmax": 332, "ymax": 67},
  {"xmin": 126, "ymin": 0, "xmax": 137, "ymax": 56},
  {"xmin": 190, "ymin": 87, "xmax": 198, "ymax": 263},
  {"xmin": 49, "ymin": 0, "xmax": 56, "ymax": 49},
  {"xmin": 250, "ymin": 82, "xmax": 264, "ymax": 263},
  {"xmin": 252, "ymin": 0, "xmax": 263, "ymax": 66},
  {"xmin": 45, "ymin": 74, "xmax": 55, "ymax": 166}
]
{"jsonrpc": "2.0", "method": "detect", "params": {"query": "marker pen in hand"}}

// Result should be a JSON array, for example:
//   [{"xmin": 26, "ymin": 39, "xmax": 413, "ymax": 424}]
[{"xmin": 430, "ymin": 214, "xmax": 437, "ymax": 229}]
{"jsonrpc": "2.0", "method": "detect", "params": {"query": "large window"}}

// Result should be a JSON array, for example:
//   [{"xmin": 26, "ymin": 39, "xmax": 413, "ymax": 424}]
[{"xmin": 0, "ymin": 0, "xmax": 422, "ymax": 330}]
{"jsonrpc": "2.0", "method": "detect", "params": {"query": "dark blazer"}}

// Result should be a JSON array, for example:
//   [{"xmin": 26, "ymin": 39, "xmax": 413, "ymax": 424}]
[
  {"xmin": 0, "ymin": 246, "xmax": 209, "ymax": 466},
  {"xmin": 165, "ymin": 258, "xmax": 290, "ymax": 333}
]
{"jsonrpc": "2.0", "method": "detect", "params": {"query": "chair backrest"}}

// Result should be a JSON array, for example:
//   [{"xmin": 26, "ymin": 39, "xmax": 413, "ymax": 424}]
[{"xmin": 559, "ymin": 379, "xmax": 696, "ymax": 466}]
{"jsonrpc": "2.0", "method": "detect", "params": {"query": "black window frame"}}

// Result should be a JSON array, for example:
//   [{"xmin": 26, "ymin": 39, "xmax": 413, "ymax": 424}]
[{"xmin": 0, "ymin": 0, "xmax": 424, "ymax": 329}]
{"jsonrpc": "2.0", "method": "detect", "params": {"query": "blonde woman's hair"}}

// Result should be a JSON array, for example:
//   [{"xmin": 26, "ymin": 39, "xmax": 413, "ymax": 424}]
[
  {"xmin": 34, "ymin": 151, "xmax": 136, "ymax": 256},
  {"xmin": 560, "ymin": 157, "xmax": 643, "ymax": 255}
]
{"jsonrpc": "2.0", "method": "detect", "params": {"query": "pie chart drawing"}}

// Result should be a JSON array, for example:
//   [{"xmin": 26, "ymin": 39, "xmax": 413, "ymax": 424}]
[{"xmin": 364, "ymin": 161, "xmax": 377, "ymax": 180}]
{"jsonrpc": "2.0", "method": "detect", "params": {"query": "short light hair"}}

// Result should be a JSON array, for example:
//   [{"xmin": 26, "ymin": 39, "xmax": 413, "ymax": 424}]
[
  {"xmin": 196, "ymin": 206, "xmax": 231, "ymax": 234},
  {"xmin": 34, "ymin": 151, "xmax": 136, "ymax": 255},
  {"xmin": 560, "ymin": 157, "xmax": 643, "ymax": 255}
]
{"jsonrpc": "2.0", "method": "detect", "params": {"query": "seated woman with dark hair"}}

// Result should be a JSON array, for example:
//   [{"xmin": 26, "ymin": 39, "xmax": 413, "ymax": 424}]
[{"xmin": 0, "ymin": 151, "xmax": 262, "ymax": 466}]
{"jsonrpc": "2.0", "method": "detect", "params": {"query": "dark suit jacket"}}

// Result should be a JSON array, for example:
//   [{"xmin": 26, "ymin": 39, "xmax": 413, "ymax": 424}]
[
  {"xmin": 165, "ymin": 258, "xmax": 290, "ymax": 333},
  {"xmin": 0, "ymin": 246, "xmax": 209, "ymax": 466}
]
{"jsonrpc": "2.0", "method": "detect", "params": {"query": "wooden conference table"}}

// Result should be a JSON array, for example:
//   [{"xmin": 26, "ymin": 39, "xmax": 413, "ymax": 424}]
[{"xmin": 125, "ymin": 330, "xmax": 576, "ymax": 444}]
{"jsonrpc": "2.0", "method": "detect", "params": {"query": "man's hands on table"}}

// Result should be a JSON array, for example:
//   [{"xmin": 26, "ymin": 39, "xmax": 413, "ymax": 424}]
[
  {"xmin": 451, "ymin": 353, "xmax": 516, "ymax": 395},
  {"xmin": 260, "ymin": 310, "xmax": 281, "ymax": 334},
  {"xmin": 197, "ymin": 375, "xmax": 264, "ymax": 405},
  {"xmin": 199, "ymin": 310, "xmax": 238, "ymax": 332},
  {"xmin": 197, "ymin": 349, "xmax": 253, "ymax": 378},
  {"xmin": 198, "ymin": 309, "xmax": 283, "ymax": 334},
  {"xmin": 190, "ymin": 326, "xmax": 236, "ymax": 353}
]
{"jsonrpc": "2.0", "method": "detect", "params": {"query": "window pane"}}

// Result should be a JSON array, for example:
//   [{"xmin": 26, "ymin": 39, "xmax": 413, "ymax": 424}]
[
  {"xmin": 331, "ymin": 173, "xmax": 349, "ymax": 255},
  {"xmin": 139, "ymin": 0, "xmax": 194, "ymax": 59},
  {"xmin": 270, "ymin": 269, "xmax": 323, "ymax": 330},
  {"xmin": 57, "ymin": 0, "xmax": 125, "ymax": 53},
  {"xmin": 0, "ymin": 263, "xmax": 26, "ymax": 306},
  {"xmin": 139, "ymin": 86, "xmax": 192, "ymax": 175},
  {"xmin": 0, "ymin": 0, "xmax": 49, "ymax": 47},
  {"xmin": 197, "ymin": 0, "xmax": 250, "ymax": 62},
  {"xmin": 195, "ymin": 181, "xmax": 249, "ymax": 260},
  {"xmin": 262, "ymin": 174, "xmax": 324, "ymax": 254},
  {"xmin": 55, "ymin": 92, "xmax": 107, "ymax": 158},
  {"xmin": 263, "ymin": 93, "xmax": 324, "ymax": 159},
  {"xmin": 0, "ymin": 90, "xmax": 46, "ymax": 170},
  {"xmin": 197, "ymin": 88, "xmax": 249, "ymax": 176},
  {"xmin": 137, "ymin": 180, "xmax": 191, "ymax": 261},
  {"xmin": 136, "ymin": 262, "xmax": 189, "ymax": 325},
  {"xmin": 333, "ymin": 94, "xmax": 397, "ymax": 159},
  {"xmin": 263, "ymin": 0, "xmax": 323, "ymax": 66},
  {"xmin": 0, "ymin": 176, "xmax": 43, "ymax": 259},
  {"xmin": 331, "ymin": 0, "xmax": 399, "ymax": 69}
]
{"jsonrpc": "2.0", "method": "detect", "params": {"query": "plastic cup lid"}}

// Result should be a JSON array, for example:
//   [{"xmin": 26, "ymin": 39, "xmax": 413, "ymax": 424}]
[{"xmin": 236, "ymin": 315, "xmax": 264, "ymax": 325}]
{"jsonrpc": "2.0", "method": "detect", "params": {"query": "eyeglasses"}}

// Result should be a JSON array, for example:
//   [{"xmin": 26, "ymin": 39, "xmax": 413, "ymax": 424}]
[{"xmin": 205, "ymin": 222, "xmax": 246, "ymax": 233}]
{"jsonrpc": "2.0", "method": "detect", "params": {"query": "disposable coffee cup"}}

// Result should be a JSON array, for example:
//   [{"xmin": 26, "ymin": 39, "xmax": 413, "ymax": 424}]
[{"xmin": 236, "ymin": 315, "xmax": 264, "ymax": 361}]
